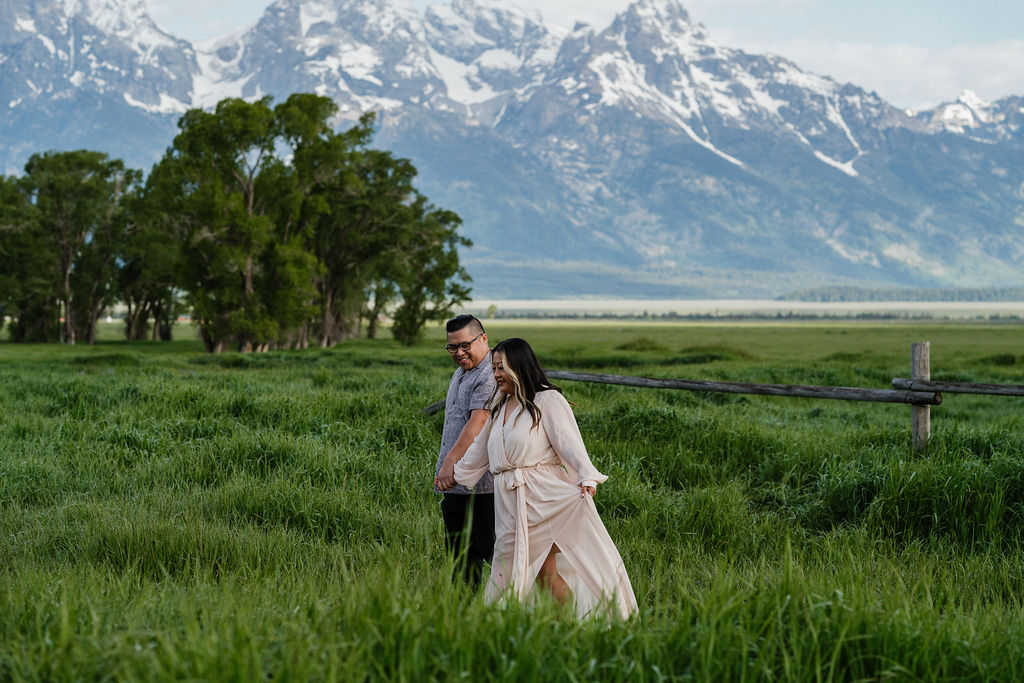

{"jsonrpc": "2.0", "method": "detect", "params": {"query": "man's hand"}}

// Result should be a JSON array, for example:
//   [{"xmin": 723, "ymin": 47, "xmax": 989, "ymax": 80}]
[
  {"xmin": 435, "ymin": 409, "xmax": 489, "ymax": 492},
  {"xmin": 436, "ymin": 459, "xmax": 457, "ymax": 490}
]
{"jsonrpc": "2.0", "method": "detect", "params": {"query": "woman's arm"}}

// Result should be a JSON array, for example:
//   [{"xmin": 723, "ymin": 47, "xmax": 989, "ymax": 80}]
[{"xmin": 540, "ymin": 392, "xmax": 608, "ymax": 489}]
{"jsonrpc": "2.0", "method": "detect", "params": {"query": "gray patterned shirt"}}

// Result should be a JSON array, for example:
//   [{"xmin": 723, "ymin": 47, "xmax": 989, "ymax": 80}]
[{"xmin": 434, "ymin": 354, "xmax": 495, "ymax": 495}]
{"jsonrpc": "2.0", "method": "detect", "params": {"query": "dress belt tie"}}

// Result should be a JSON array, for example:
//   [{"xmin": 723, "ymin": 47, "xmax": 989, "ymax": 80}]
[{"xmin": 493, "ymin": 463, "xmax": 559, "ymax": 598}]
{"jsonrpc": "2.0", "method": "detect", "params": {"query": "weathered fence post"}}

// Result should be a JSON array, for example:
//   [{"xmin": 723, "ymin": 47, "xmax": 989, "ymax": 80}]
[{"xmin": 911, "ymin": 342, "xmax": 930, "ymax": 452}]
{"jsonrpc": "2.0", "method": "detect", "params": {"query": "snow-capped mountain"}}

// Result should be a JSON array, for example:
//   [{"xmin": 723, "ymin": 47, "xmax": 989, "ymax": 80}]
[
  {"xmin": 1, "ymin": 0, "xmax": 1022, "ymax": 296},
  {"xmin": 919, "ymin": 89, "xmax": 1024, "ymax": 144},
  {"xmin": 0, "ymin": 0, "xmax": 195, "ymax": 172},
  {"xmin": 2, "ymin": 0, "xmax": 196, "ymax": 110}
]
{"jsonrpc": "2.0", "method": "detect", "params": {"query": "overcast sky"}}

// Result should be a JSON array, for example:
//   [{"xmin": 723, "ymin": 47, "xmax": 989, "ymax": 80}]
[{"xmin": 147, "ymin": 0, "xmax": 1024, "ymax": 110}]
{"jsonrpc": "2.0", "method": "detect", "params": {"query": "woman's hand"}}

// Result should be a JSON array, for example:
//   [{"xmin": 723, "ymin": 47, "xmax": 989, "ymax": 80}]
[{"xmin": 580, "ymin": 484, "xmax": 596, "ymax": 498}]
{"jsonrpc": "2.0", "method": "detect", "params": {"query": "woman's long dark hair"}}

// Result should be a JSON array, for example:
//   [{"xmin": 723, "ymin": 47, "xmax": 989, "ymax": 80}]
[{"xmin": 488, "ymin": 338, "xmax": 562, "ymax": 428}]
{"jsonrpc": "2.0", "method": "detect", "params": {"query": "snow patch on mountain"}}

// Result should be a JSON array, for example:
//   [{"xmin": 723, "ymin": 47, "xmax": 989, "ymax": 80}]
[
  {"xmin": 66, "ymin": 0, "xmax": 182, "ymax": 61},
  {"xmin": 814, "ymin": 229, "xmax": 880, "ymax": 267},
  {"xmin": 337, "ymin": 46, "xmax": 384, "ymax": 83},
  {"xmin": 15, "ymin": 16, "xmax": 39, "ymax": 34},
  {"xmin": 812, "ymin": 151, "xmax": 858, "ymax": 177},
  {"xmin": 123, "ymin": 91, "xmax": 188, "ymax": 114},
  {"xmin": 884, "ymin": 243, "xmax": 947, "ymax": 277},
  {"xmin": 428, "ymin": 47, "xmax": 497, "ymax": 104},
  {"xmin": 299, "ymin": 1, "xmax": 338, "ymax": 37},
  {"xmin": 193, "ymin": 28, "xmax": 252, "ymax": 107},
  {"xmin": 733, "ymin": 71, "xmax": 787, "ymax": 116},
  {"xmin": 939, "ymin": 103, "xmax": 980, "ymax": 131},
  {"xmin": 958, "ymin": 89, "xmax": 991, "ymax": 119}
]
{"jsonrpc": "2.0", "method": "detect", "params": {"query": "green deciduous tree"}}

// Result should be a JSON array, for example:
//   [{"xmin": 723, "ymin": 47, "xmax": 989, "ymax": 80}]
[
  {"xmin": 311, "ymin": 133, "xmax": 425, "ymax": 346},
  {"xmin": 70, "ymin": 174, "xmax": 142, "ymax": 345},
  {"xmin": 148, "ymin": 97, "xmax": 309, "ymax": 352},
  {"xmin": 389, "ymin": 198, "xmax": 471, "ymax": 346},
  {"xmin": 118, "ymin": 191, "xmax": 185, "ymax": 341},
  {"xmin": 12, "ymin": 151, "xmax": 139, "ymax": 345},
  {"xmin": 0, "ymin": 175, "xmax": 59, "ymax": 342},
  {"xmin": 3, "ymin": 93, "xmax": 470, "ymax": 350}
]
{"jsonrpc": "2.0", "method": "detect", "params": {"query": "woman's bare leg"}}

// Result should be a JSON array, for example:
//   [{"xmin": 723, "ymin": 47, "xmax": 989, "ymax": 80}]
[{"xmin": 537, "ymin": 544, "xmax": 571, "ymax": 606}]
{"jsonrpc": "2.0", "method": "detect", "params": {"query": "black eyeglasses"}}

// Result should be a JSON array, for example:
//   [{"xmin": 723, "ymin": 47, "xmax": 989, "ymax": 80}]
[{"xmin": 445, "ymin": 332, "xmax": 484, "ymax": 354}]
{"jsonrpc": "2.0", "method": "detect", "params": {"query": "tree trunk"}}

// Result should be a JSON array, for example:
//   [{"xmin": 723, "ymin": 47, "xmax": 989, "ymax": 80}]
[
  {"xmin": 86, "ymin": 303, "xmax": 102, "ymax": 345},
  {"xmin": 151, "ymin": 302, "xmax": 164, "ymax": 342},
  {"xmin": 124, "ymin": 300, "xmax": 134, "ymax": 340},
  {"xmin": 125, "ymin": 299, "xmax": 150, "ymax": 341},
  {"xmin": 319, "ymin": 291, "xmax": 335, "ymax": 348},
  {"xmin": 62, "ymin": 271, "xmax": 75, "ymax": 345}
]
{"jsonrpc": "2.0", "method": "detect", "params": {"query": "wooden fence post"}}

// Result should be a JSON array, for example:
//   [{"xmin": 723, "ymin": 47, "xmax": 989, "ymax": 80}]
[{"xmin": 911, "ymin": 342, "xmax": 930, "ymax": 452}]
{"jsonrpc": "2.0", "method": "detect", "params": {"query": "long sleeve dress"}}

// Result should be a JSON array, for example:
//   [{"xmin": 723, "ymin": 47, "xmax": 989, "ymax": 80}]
[{"xmin": 454, "ymin": 389, "xmax": 638, "ymax": 619}]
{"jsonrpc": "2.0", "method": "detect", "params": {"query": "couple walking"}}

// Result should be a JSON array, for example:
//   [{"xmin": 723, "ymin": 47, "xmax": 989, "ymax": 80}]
[{"xmin": 433, "ymin": 315, "xmax": 637, "ymax": 619}]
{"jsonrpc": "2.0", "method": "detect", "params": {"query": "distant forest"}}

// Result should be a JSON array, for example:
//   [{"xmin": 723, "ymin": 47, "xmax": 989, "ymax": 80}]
[{"xmin": 779, "ymin": 287, "xmax": 1024, "ymax": 303}]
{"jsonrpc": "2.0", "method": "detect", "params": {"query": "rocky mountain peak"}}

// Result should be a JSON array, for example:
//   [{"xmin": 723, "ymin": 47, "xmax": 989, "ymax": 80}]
[
  {"xmin": 612, "ymin": 0, "xmax": 699, "ymax": 38},
  {"xmin": 584, "ymin": 0, "xmax": 723, "ymax": 107},
  {"xmin": 926, "ymin": 88, "xmax": 995, "ymax": 133},
  {"xmin": 958, "ymin": 88, "xmax": 991, "ymax": 111},
  {"xmin": 259, "ymin": 0, "xmax": 426, "ymax": 40},
  {"xmin": 63, "ymin": 0, "xmax": 149, "ymax": 34},
  {"xmin": 425, "ymin": 0, "xmax": 555, "ymax": 59},
  {"xmin": 421, "ymin": 0, "xmax": 562, "ymax": 102}
]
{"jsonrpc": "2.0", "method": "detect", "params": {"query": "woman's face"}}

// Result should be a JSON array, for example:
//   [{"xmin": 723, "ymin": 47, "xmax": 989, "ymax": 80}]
[{"xmin": 492, "ymin": 352, "xmax": 515, "ymax": 396}]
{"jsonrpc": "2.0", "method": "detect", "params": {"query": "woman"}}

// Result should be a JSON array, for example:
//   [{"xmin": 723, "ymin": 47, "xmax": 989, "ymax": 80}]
[{"xmin": 437, "ymin": 338, "xmax": 637, "ymax": 619}]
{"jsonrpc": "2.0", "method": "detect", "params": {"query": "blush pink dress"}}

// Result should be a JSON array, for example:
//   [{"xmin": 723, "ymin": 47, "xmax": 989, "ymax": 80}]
[{"xmin": 454, "ymin": 389, "xmax": 638, "ymax": 619}]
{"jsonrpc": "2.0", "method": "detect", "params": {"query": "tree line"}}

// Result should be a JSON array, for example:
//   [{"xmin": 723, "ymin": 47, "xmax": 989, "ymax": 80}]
[{"xmin": 0, "ymin": 94, "xmax": 470, "ymax": 350}]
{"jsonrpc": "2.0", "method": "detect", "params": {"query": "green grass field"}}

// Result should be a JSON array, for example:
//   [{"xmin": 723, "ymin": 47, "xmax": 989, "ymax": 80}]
[{"xmin": 1, "ymin": 320, "xmax": 1023, "ymax": 681}]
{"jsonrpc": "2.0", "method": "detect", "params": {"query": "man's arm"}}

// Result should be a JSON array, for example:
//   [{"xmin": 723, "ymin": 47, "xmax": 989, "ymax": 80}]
[{"xmin": 436, "ymin": 409, "xmax": 490, "ymax": 490}]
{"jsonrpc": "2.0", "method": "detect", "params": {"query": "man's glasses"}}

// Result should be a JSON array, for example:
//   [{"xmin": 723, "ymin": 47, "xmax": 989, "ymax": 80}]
[{"xmin": 445, "ymin": 332, "xmax": 484, "ymax": 354}]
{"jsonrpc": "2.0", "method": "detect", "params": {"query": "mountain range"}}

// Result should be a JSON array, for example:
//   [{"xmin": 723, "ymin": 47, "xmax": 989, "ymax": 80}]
[{"xmin": 2, "ymin": 0, "xmax": 1022, "ymax": 297}]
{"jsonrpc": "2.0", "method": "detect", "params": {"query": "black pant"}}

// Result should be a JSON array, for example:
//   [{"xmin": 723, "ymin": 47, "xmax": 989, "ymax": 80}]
[{"xmin": 440, "ymin": 493, "xmax": 495, "ymax": 586}]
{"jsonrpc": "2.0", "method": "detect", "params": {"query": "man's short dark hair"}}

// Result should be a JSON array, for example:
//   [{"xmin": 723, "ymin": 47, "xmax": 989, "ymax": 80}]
[{"xmin": 446, "ymin": 314, "xmax": 484, "ymax": 335}]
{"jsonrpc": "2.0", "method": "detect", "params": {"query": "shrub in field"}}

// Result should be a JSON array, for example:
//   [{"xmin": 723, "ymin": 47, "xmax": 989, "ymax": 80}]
[{"xmin": 614, "ymin": 336, "xmax": 670, "ymax": 352}]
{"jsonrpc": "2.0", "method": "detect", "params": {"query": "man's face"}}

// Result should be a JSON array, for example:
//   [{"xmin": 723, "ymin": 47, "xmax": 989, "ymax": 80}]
[{"xmin": 446, "ymin": 326, "xmax": 488, "ymax": 371}]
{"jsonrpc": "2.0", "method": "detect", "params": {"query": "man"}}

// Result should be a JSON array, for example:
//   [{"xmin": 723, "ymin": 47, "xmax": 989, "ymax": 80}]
[{"xmin": 434, "ymin": 314, "xmax": 496, "ymax": 585}]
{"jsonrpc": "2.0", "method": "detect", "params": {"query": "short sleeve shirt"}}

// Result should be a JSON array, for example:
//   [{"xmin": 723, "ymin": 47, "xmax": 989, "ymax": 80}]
[{"xmin": 435, "ymin": 354, "xmax": 495, "ymax": 495}]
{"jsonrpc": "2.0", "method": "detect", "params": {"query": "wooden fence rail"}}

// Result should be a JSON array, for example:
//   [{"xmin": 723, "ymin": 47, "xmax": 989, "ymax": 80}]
[
  {"xmin": 544, "ymin": 370, "xmax": 941, "ymax": 406},
  {"xmin": 892, "ymin": 378, "xmax": 1024, "ymax": 397},
  {"xmin": 423, "ymin": 342, "xmax": 1023, "ymax": 452},
  {"xmin": 420, "ymin": 369, "xmax": 941, "ymax": 418}
]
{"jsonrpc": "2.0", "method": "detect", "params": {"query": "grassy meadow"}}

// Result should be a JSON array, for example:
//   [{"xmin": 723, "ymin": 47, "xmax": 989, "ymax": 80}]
[{"xmin": 1, "ymin": 320, "xmax": 1024, "ymax": 680}]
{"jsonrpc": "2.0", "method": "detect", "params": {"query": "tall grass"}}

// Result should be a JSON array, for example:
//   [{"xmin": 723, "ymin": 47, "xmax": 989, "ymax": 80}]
[{"xmin": 1, "ymin": 322, "xmax": 1023, "ymax": 680}]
